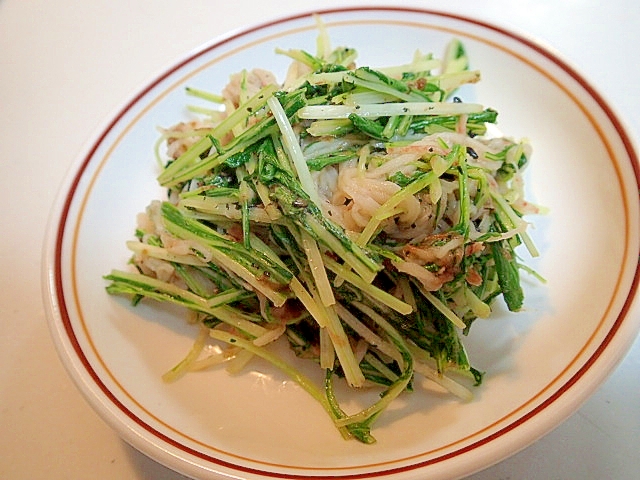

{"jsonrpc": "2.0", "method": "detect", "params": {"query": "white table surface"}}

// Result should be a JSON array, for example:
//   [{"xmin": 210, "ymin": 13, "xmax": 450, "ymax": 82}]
[{"xmin": 1, "ymin": 1, "xmax": 638, "ymax": 478}]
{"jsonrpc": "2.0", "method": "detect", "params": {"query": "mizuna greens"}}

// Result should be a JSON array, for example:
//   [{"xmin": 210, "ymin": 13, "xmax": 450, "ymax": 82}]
[{"xmin": 105, "ymin": 21, "xmax": 539, "ymax": 443}]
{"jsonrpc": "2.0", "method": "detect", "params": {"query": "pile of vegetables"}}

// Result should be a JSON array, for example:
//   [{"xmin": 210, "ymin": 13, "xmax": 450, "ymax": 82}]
[{"xmin": 105, "ymin": 22, "xmax": 539, "ymax": 443}]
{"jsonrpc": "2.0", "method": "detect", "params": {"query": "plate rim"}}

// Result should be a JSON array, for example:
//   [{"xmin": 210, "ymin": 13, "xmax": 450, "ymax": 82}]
[{"xmin": 42, "ymin": 5, "xmax": 640, "ymax": 479}]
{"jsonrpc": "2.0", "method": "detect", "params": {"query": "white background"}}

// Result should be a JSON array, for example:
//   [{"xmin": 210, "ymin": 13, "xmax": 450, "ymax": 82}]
[{"xmin": 1, "ymin": 0, "xmax": 638, "ymax": 478}]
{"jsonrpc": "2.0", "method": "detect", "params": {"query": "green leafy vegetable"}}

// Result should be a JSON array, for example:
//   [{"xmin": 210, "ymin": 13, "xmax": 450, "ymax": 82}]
[{"xmin": 104, "ymin": 30, "xmax": 540, "ymax": 444}]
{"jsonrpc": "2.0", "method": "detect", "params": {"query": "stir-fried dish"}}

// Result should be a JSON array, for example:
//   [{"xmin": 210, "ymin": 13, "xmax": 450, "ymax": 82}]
[{"xmin": 105, "ymin": 20, "xmax": 540, "ymax": 443}]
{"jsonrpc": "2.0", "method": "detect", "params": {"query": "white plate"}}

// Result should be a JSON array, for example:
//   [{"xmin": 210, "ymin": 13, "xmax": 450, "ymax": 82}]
[{"xmin": 43, "ymin": 6, "xmax": 640, "ymax": 480}]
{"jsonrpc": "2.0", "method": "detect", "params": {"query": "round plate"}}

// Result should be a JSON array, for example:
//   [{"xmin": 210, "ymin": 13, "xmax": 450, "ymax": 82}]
[{"xmin": 43, "ymin": 6, "xmax": 640, "ymax": 480}]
